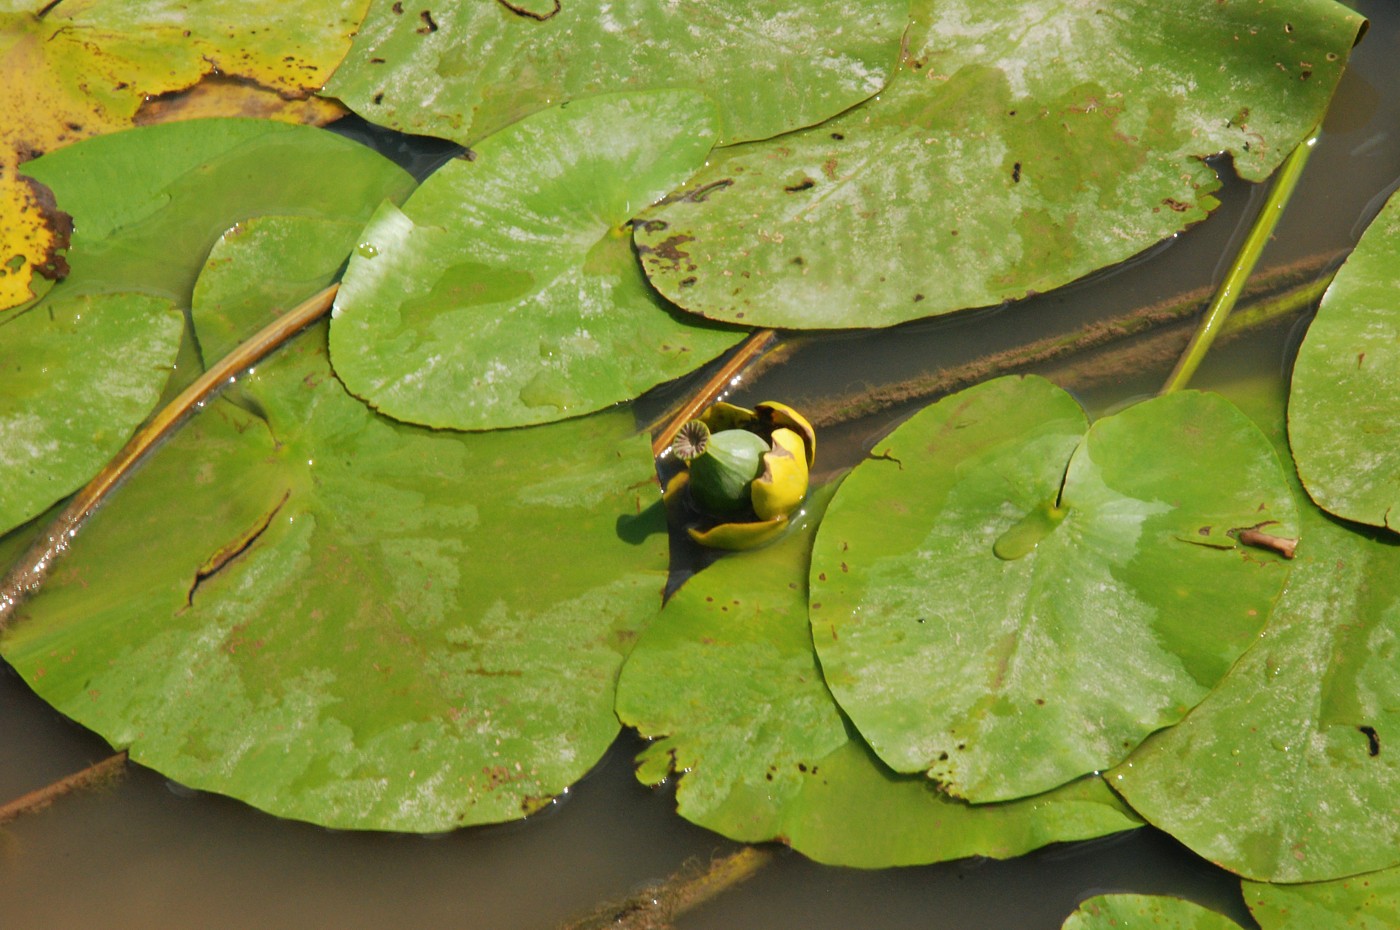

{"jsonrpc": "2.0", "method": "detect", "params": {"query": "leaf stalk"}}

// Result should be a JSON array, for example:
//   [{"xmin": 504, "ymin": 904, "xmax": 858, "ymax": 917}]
[
  {"xmin": 1160, "ymin": 129, "xmax": 1319, "ymax": 394},
  {"xmin": 0, "ymin": 284, "xmax": 338, "ymax": 631}
]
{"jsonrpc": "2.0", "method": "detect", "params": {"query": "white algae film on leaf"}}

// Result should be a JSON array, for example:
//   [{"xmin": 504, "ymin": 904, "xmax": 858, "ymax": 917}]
[
  {"xmin": 322, "ymin": 0, "xmax": 909, "ymax": 146},
  {"xmin": 634, "ymin": 0, "xmax": 1364, "ymax": 329}
]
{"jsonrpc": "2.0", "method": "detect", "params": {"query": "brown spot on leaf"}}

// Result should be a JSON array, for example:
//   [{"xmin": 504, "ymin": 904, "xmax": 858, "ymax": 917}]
[
  {"xmin": 417, "ymin": 10, "xmax": 439, "ymax": 33},
  {"xmin": 496, "ymin": 0, "xmax": 562, "ymax": 20},
  {"xmin": 186, "ymin": 490, "xmax": 291, "ymax": 606},
  {"xmin": 636, "ymin": 233, "xmax": 696, "ymax": 272}
]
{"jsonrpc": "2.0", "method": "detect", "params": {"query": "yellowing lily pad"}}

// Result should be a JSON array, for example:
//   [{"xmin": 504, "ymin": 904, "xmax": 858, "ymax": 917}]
[
  {"xmin": 0, "ymin": 0, "xmax": 368, "ymax": 308},
  {"xmin": 810, "ymin": 375, "xmax": 1297, "ymax": 802}
]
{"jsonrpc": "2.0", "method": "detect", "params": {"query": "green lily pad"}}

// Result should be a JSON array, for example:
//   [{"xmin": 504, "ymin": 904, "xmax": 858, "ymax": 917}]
[
  {"xmin": 1063, "ymin": 894, "xmax": 1244, "ymax": 930},
  {"xmin": 1289, "ymin": 188, "xmax": 1400, "ymax": 530},
  {"xmin": 1247, "ymin": 869, "xmax": 1400, "ymax": 929},
  {"xmin": 616, "ymin": 482, "xmax": 1139, "ymax": 867},
  {"xmin": 322, "ymin": 0, "xmax": 907, "ymax": 146},
  {"xmin": 22, "ymin": 118, "xmax": 416, "ymax": 303},
  {"xmin": 635, "ymin": 0, "xmax": 1363, "ymax": 329},
  {"xmin": 330, "ymin": 90, "xmax": 747, "ymax": 431},
  {"xmin": 0, "ymin": 291, "xmax": 182, "ymax": 535},
  {"xmin": 0, "ymin": 323, "xmax": 669, "ymax": 831},
  {"xmin": 1110, "ymin": 405, "xmax": 1400, "ymax": 883},
  {"xmin": 0, "ymin": 121, "xmax": 415, "ymax": 537},
  {"xmin": 810, "ymin": 375, "xmax": 1297, "ymax": 802},
  {"xmin": 192, "ymin": 214, "xmax": 366, "ymax": 364}
]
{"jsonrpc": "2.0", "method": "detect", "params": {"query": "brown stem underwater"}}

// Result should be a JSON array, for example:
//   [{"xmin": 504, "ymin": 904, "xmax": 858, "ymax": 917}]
[
  {"xmin": 0, "ymin": 752, "xmax": 128, "ymax": 826},
  {"xmin": 557, "ymin": 845, "xmax": 774, "ymax": 930}
]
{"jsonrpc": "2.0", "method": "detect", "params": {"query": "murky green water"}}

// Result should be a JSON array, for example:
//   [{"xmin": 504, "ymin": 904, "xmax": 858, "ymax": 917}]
[{"xmin": 3, "ymin": 3, "xmax": 1399, "ymax": 927}]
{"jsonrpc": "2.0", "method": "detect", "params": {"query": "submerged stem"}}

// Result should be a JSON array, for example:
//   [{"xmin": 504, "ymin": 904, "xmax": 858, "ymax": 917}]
[
  {"xmin": 0, "ymin": 284, "xmax": 338, "ymax": 631},
  {"xmin": 1159, "ymin": 130, "xmax": 1319, "ymax": 394},
  {"xmin": 557, "ymin": 845, "xmax": 773, "ymax": 930},
  {"xmin": 0, "ymin": 752, "xmax": 128, "ymax": 825}
]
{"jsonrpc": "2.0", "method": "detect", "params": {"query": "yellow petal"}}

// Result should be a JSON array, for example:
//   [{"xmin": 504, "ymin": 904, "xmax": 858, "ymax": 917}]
[
  {"xmin": 697, "ymin": 401, "xmax": 758, "ymax": 433},
  {"xmin": 687, "ymin": 516, "xmax": 790, "ymax": 551},
  {"xmin": 755, "ymin": 401, "xmax": 816, "ymax": 466},
  {"xmin": 751, "ymin": 427, "xmax": 809, "ymax": 521}
]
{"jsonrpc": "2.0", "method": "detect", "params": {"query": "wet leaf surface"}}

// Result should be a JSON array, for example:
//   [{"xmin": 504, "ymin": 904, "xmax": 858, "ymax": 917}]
[
  {"xmin": 0, "ymin": 0, "xmax": 369, "ymax": 307},
  {"xmin": 1112, "ymin": 391, "xmax": 1400, "ymax": 883},
  {"xmin": 0, "ymin": 323, "xmax": 670, "ymax": 831},
  {"xmin": 810, "ymin": 375, "xmax": 1296, "ymax": 802},
  {"xmin": 616, "ymin": 483, "xmax": 1139, "ymax": 867},
  {"xmin": 1063, "ymin": 894, "xmax": 1244, "ymax": 930},
  {"xmin": 323, "ymin": 0, "xmax": 907, "ymax": 146},
  {"xmin": 635, "ymin": 0, "xmax": 1363, "ymax": 329},
  {"xmin": 1289, "ymin": 187, "xmax": 1400, "ymax": 530},
  {"xmin": 330, "ymin": 90, "xmax": 747, "ymax": 431}
]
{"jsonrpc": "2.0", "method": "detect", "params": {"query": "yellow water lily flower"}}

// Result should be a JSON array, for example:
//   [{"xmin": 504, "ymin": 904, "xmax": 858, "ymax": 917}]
[{"xmin": 666, "ymin": 400, "xmax": 815, "ymax": 551}]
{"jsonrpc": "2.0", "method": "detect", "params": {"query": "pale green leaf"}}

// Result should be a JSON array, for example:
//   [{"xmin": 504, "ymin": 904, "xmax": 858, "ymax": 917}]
[
  {"xmin": 0, "ymin": 324, "xmax": 669, "ymax": 830},
  {"xmin": 0, "ymin": 292, "xmax": 181, "ymax": 534},
  {"xmin": 1111, "ymin": 393, "xmax": 1400, "ymax": 883},
  {"xmin": 1289, "ymin": 187, "xmax": 1400, "ymax": 530},
  {"xmin": 1247, "ymin": 869, "xmax": 1400, "ymax": 930},
  {"xmin": 1063, "ymin": 894, "xmax": 1244, "ymax": 930}
]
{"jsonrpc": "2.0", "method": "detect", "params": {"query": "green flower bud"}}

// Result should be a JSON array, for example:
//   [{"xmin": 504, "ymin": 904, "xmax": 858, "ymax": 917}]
[{"xmin": 673, "ymin": 420, "xmax": 770, "ymax": 516}]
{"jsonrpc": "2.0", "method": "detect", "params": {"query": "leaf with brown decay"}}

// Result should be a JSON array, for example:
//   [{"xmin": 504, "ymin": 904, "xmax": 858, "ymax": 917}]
[{"xmin": 0, "ymin": 0, "xmax": 369, "ymax": 308}]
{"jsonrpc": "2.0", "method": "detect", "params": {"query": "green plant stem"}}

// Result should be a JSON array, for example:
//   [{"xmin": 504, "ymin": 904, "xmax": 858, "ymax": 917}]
[
  {"xmin": 1159, "ymin": 129, "xmax": 1319, "ymax": 394},
  {"xmin": 0, "ymin": 284, "xmax": 338, "ymax": 632}
]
